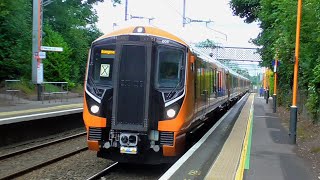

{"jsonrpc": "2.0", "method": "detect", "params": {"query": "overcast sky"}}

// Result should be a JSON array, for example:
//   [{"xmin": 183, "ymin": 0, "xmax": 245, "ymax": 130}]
[{"xmin": 93, "ymin": 0, "xmax": 261, "ymax": 47}]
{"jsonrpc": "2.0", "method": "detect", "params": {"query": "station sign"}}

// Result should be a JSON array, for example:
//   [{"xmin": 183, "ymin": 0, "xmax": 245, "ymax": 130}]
[
  {"xmin": 38, "ymin": 51, "xmax": 46, "ymax": 59},
  {"xmin": 41, "ymin": 46, "xmax": 63, "ymax": 52}
]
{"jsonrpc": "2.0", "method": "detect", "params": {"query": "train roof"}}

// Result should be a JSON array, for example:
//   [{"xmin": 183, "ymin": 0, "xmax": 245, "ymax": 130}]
[
  {"xmin": 94, "ymin": 26, "xmax": 188, "ymax": 46},
  {"xmin": 190, "ymin": 45, "xmax": 249, "ymax": 81},
  {"xmin": 95, "ymin": 26, "xmax": 249, "ymax": 81}
]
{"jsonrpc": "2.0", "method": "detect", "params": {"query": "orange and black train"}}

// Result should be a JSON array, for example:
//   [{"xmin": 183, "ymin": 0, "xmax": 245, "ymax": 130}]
[{"xmin": 83, "ymin": 26, "xmax": 250, "ymax": 164}]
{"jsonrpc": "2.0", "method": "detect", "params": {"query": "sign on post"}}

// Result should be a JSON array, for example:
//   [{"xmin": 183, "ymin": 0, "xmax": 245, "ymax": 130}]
[
  {"xmin": 37, "ymin": 63, "xmax": 43, "ymax": 84},
  {"xmin": 272, "ymin": 60, "xmax": 280, "ymax": 72},
  {"xmin": 41, "ymin": 46, "xmax": 63, "ymax": 52},
  {"xmin": 38, "ymin": 51, "xmax": 46, "ymax": 59}
]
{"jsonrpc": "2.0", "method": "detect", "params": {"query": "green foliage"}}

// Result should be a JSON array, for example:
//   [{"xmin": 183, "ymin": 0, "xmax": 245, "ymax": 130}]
[
  {"xmin": 0, "ymin": 0, "xmax": 105, "ymax": 88},
  {"xmin": 70, "ymin": 83, "xmax": 84, "ymax": 94},
  {"xmin": 5, "ymin": 79, "xmax": 35, "ymax": 95},
  {"xmin": 196, "ymin": 39, "xmax": 216, "ymax": 48},
  {"xmin": 43, "ymin": 1, "xmax": 103, "ymax": 83},
  {"xmin": 0, "ymin": 0, "xmax": 32, "ymax": 80},
  {"xmin": 43, "ymin": 83, "xmax": 61, "ymax": 93},
  {"xmin": 269, "ymin": 73, "xmax": 274, "ymax": 96},
  {"xmin": 230, "ymin": 0, "xmax": 261, "ymax": 23},
  {"xmin": 43, "ymin": 24, "xmax": 73, "ymax": 82},
  {"xmin": 310, "ymin": 147, "xmax": 320, "ymax": 153},
  {"xmin": 231, "ymin": 0, "xmax": 320, "ymax": 122}
]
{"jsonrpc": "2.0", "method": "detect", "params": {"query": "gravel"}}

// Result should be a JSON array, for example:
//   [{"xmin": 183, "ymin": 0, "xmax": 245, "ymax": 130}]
[
  {"xmin": 104, "ymin": 163, "xmax": 172, "ymax": 180},
  {"xmin": 0, "ymin": 135, "xmax": 86, "ymax": 179},
  {"xmin": 0, "ymin": 127, "xmax": 85, "ymax": 156},
  {"xmin": 16, "ymin": 151, "xmax": 115, "ymax": 180}
]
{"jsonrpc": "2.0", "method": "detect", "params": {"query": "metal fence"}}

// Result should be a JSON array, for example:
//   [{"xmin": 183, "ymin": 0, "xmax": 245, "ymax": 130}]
[
  {"xmin": 41, "ymin": 82, "xmax": 68, "ymax": 103},
  {"xmin": 5, "ymin": 80, "xmax": 21, "ymax": 103}
]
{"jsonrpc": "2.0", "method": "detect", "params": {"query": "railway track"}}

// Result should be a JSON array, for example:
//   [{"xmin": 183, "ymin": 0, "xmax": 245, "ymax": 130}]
[
  {"xmin": 0, "ymin": 132, "xmax": 87, "ymax": 180},
  {"xmin": 0, "ymin": 132, "xmax": 86, "ymax": 160},
  {"xmin": 86, "ymin": 162, "xmax": 119, "ymax": 180}
]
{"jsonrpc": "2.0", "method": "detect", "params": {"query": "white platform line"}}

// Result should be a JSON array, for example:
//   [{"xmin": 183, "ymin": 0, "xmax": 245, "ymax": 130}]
[
  {"xmin": 159, "ymin": 94, "xmax": 247, "ymax": 180},
  {"xmin": 0, "ymin": 108, "xmax": 83, "ymax": 125}
]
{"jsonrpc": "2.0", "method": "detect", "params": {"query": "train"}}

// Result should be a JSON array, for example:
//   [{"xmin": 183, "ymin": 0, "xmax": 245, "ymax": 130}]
[{"xmin": 83, "ymin": 26, "xmax": 250, "ymax": 164}]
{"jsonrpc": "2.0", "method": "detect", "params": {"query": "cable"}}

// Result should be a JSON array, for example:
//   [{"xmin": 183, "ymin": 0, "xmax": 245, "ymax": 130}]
[{"xmin": 163, "ymin": 0, "xmax": 184, "ymax": 19}]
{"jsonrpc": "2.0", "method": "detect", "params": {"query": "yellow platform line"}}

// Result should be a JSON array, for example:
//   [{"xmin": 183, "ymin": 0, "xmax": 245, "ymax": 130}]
[
  {"xmin": 204, "ymin": 94, "xmax": 254, "ymax": 180},
  {"xmin": 0, "ymin": 103, "xmax": 83, "ymax": 117},
  {"xmin": 235, "ymin": 95, "xmax": 254, "ymax": 180}
]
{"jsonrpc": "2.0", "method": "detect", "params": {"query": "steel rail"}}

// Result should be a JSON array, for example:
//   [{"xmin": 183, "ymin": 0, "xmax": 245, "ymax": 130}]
[
  {"xmin": 86, "ymin": 162, "xmax": 119, "ymax": 180},
  {"xmin": 0, "ymin": 131, "xmax": 86, "ymax": 160},
  {"xmin": 1, "ymin": 147, "xmax": 88, "ymax": 180}
]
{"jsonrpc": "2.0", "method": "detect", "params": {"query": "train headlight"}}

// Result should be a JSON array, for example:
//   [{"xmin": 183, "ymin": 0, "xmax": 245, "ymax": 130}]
[
  {"xmin": 90, "ymin": 105, "xmax": 100, "ymax": 114},
  {"xmin": 166, "ymin": 109, "xmax": 176, "ymax": 118}
]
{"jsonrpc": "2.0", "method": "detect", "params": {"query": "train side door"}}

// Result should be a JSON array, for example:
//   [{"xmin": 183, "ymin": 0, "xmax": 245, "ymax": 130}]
[
  {"xmin": 195, "ymin": 59, "xmax": 207, "ymax": 119},
  {"xmin": 201, "ymin": 66, "xmax": 209, "ymax": 116}
]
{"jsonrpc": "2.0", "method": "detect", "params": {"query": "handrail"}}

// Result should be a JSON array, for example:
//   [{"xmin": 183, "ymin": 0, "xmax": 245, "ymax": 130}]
[
  {"xmin": 5, "ymin": 80, "xmax": 21, "ymax": 82},
  {"xmin": 42, "ymin": 82, "xmax": 68, "ymax": 84}
]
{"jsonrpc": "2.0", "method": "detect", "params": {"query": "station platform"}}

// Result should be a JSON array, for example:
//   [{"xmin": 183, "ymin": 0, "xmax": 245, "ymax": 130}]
[
  {"xmin": 160, "ymin": 94, "xmax": 314, "ymax": 180},
  {"xmin": 0, "ymin": 94, "xmax": 83, "ymax": 125}
]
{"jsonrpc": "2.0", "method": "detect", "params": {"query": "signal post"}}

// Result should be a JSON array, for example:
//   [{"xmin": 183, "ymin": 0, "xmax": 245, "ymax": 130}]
[{"xmin": 290, "ymin": 0, "xmax": 303, "ymax": 144}]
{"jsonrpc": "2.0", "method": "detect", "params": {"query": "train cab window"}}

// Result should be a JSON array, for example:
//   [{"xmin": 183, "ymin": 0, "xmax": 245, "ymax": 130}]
[
  {"xmin": 155, "ymin": 46, "xmax": 185, "ymax": 89},
  {"xmin": 90, "ymin": 45, "xmax": 115, "ymax": 86}
]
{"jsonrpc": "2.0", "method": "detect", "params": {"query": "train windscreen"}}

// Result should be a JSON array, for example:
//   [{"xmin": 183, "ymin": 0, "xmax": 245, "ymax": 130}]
[
  {"xmin": 155, "ymin": 46, "xmax": 184, "ymax": 89},
  {"xmin": 89, "ymin": 44, "xmax": 115, "ymax": 86}
]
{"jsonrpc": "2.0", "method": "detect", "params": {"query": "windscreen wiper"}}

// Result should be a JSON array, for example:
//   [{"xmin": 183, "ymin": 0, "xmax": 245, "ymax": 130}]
[
  {"xmin": 166, "ymin": 81, "xmax": 181, "ymax": 99},
  {"xmin": 166, "ymin": 67, "xmax": 184, "ymax": 99},
  {"xmin": 88, "ymin": 76, "xmax": 99, "ymax": 96}
]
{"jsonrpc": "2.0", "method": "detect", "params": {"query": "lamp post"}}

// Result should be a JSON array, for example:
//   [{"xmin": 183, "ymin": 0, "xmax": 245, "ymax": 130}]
[{"xmin": 290, "ymin": 0, "xmax": 303, "ymax": 144}]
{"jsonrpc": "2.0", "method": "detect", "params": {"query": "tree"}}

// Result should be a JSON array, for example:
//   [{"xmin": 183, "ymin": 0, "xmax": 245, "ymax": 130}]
[
  {"xmin": 230, "ymin": 0, "xmax": 320, "ymax": 122},
  {"xmin": 43, "ymin": 0, "xmax": 103, "ymax": 83},
  {"xmin": 0, "ymin": 0, "xmax": 32, "ymax": 80},
  {"xmin": 230, "ymin": 0, "xmax": 261, "ymax": 23},
  {"xmin": 42, "ymin": 25, "xmax": 72, "ymax": 82},
  {"xmin": 196, "ymin": 39, "xmax": 216, "ymax": 48}
]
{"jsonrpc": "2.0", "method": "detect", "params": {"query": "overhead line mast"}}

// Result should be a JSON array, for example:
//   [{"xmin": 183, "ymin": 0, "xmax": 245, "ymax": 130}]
[{"xmin": 32, "ymin": 0, "xmax": 60, "ymax": 101}]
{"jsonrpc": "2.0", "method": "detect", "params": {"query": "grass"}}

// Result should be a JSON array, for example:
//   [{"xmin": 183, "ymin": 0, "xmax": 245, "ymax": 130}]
[
  {"xmin": 3, "ymin": 80, "xmax": 84, "ymax": 98},
  {"xmin": 43, "ymin": 83, "xmax": 61, "ymax": 93},
  {"xmin": 297, "ymin": 126, "xmax": 309, "ymax": 140},
  {"xmin": 70, "ymin": 84, "xmax": 84, "ymax": 94},
  {"xmin": 5, "ymin": 80, "xmax": 35, "ymax": 96},
  {"xmin": 310, "ymin": 147, "xmax": 320, "ymax": 153}
]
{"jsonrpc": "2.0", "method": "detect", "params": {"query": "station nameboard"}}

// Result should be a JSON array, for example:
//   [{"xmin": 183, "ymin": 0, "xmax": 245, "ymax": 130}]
[{"xmin": 41, "ymin": 46, "xmax": 63, "ymax": 52}]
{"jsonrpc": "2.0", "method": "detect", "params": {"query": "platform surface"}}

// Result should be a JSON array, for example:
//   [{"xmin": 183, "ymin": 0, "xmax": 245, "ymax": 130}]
[
  {"xmin": 160, "ymin": 94, "xmax": 314, "ymax": 180},
  {"xmin": 244, "ymin": 96, "xmax": 313, "ymax": 180},
  {"xmin": 0, "ymin": 94, "xmax": 83, "ymax": 125}
]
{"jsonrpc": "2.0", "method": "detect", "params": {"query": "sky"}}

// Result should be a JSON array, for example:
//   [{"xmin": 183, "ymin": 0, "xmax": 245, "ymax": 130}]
[{"xmin": 93, "ymin": 0, "xmax": 261, "ymax": 48}]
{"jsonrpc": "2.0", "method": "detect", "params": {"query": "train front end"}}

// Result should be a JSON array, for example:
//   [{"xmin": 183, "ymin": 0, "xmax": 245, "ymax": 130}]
[{"xmin": 83, "ymin": 26, "xmax": 190, "ymax": 164}]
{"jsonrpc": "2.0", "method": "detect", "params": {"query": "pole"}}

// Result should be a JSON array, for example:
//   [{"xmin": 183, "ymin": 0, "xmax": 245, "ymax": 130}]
[
  {"xmin": 125, "ymin": 0, "xmax": 128, "ymax": 21},
  {"xmin": 182, "ymin": 0, "xmax": 186, "ymax": 27},
  {"xmin": 290, "ymin": 0, "xmax": 302, "ymax": 144},
  {"xmin": 32, "ymin": 0, "xmax": 43, "ymax": 101},
  {"xmin": 266, "ymin": 68, "xmax": 270, "ymax": 104},
  {"xmin": 273, "ymin": 56, "xmax": 278, "ymax": 113},
  {"xmin": 263, "ymin": 68, "xmax": 267, "ymax": 99}
]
